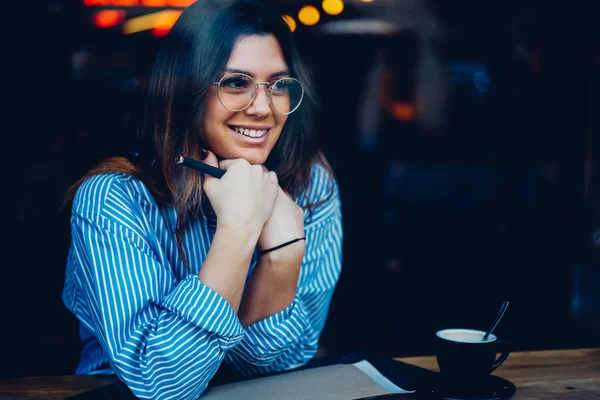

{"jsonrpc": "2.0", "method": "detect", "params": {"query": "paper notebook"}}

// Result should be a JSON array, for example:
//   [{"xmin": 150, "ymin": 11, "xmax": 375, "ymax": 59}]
[{"xmin": 200, "ymin": 360, "xmax": 415, "ymax": 400}]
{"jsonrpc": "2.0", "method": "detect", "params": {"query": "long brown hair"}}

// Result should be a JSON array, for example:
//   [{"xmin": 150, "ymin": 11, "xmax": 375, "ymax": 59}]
[{"xmin": 64, "ymin": 0, "xmax": 334, "ymax": 267}]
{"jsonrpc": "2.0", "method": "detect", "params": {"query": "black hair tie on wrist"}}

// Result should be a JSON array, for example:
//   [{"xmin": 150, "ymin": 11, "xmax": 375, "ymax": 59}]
[{"xmin": 259, "ymin": 237, "xmax": 306, "ymax": 256}]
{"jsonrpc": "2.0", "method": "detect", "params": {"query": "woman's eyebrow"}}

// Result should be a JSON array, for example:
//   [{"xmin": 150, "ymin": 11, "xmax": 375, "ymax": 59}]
[
  {"xmin": 223, "ymin": 68, "xmax": 250, "ymax": 75},
  {"xmin": 224, "ymin": 68, "xmax": 290, "ymax": 79},
  {"xmin": 269, "ymin": 70, "xmax": 290, "ymax": 79}
]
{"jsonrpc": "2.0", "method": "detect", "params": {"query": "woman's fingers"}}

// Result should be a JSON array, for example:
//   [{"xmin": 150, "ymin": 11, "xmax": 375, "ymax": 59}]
[
  {"xmin": 260, "ymin": 165, "xmax": 279, "ymax": 186},
  {"xmin": 202, "ymin": 158, "xmax": 279, "ymax": 233},
  {"xmin": 268, "ymin": 171, "xmax": 278, "ymax": 189}
]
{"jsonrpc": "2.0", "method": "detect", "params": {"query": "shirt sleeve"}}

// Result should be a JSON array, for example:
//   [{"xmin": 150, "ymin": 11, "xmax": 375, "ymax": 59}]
[
  {"xmin": 225, "ymin": 172, "xmax": 343, "ymax": 377},
  {"xmin": 70, "ymin": 175, "xmax": 244, "ymax": 400}
]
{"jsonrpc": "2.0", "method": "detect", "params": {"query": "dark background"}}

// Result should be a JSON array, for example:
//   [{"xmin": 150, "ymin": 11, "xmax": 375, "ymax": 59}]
[{"xmin": 3, "ymin": 0, "xmax": 599, "ymax": 379}]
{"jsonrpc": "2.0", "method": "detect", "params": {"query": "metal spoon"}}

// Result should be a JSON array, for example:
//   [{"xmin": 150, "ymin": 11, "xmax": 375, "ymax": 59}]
[{"xmin": 482, "ymin": 300, "xmax": 509, "ymax": 341}]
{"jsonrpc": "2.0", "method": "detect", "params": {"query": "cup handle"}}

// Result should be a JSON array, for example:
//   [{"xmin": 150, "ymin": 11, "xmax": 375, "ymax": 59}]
[{"xmin": 490, "ymin": 340, "xmax": 510, "ymax": 372}]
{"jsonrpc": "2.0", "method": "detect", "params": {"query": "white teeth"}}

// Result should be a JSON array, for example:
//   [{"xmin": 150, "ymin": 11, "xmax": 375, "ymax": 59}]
[{"xmin": 233, "ymin": 126, "xmax": 268, "ymax": 138}]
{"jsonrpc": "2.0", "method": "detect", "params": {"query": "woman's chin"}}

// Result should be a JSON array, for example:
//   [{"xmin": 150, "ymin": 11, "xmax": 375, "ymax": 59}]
[
  {"xmin": 234, "ymin": 151, "xmax": 269, "ymax": 165},
  {"xmin": 212, "ymin": 147, "xmax": 270, "ymax": 165},
  {"xmin": 247, "ymin": 157, "xmax": 268, "ymax": 165}
]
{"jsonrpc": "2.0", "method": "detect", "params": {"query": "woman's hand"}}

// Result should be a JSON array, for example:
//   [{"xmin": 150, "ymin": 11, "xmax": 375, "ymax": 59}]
[
  {"xmin": 202, "ymin": 151, "xmax": 278, "ymax": 237},
  {"xmin": 258, "ymin": 176, "xmax": 305, "ymax": 263}
]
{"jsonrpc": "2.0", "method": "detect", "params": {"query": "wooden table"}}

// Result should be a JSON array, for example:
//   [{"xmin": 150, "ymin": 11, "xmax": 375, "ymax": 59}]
[
  {"xmin": 400, "ymin": 348, "xmax": 600, "ymax": 399},
  {"xmin": 0, "ymin": 348, "xmax": 598, "ymax": 399}
]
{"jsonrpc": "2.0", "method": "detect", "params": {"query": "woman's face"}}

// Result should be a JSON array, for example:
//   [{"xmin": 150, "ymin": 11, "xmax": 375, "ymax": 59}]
[{"xmin": 202, "ymin": 34, "xmax": 290, "ymax": 165}]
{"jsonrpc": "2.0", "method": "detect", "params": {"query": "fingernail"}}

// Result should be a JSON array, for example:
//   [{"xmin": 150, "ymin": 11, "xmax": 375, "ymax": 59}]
[{"xmin": 200, "ymin": 148, "xmax": 208, "ymax": 160}]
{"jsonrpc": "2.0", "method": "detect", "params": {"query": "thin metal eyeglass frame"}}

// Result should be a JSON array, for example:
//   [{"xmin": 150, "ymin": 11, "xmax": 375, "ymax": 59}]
[{"xmin": 212, "ymin": 72, "xmax": 304, "ymax": 115}]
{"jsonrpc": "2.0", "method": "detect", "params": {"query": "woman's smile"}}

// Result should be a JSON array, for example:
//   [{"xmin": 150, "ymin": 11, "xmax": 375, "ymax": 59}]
[{"xmin": 228, "ymin": 124, "xmax": 273, "ymax": 142}]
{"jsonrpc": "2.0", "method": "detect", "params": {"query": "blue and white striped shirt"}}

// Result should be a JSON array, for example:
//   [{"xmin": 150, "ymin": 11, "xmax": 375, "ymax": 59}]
[{"xmin": 61, "ymin": 164, "xmax": 342, "ymax": 400}]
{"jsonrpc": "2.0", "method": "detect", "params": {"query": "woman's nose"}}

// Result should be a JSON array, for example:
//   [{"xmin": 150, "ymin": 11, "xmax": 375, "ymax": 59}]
[{"xmin": 245, "ymin": 85, "xmax": 271, "ymax": 116}]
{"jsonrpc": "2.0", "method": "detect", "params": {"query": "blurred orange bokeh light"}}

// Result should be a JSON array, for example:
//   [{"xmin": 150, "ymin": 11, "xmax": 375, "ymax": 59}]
[
  {"xmin": 152, "ymin": 10, "xmax": 182, "ymax": 36},
  {"xmin": 282, "ymin": 15, "xmax": 297, "ymax": 32},
  {"xmin": 94, "ymin": 9, "xmax": 126, "ymax": 28},
  {"xmin": 84, "ymin": 0, "xmax": 194, "ymax": 6},
  {"xmin": 391, "ymin": 102, "xmax": 415, "ymax": 121},
  {"xmin": 322, "ymin": 0, "xmax": 344, "ymax": 16},
  {"xmin": 298, "ymin": 5, "xmax": 320, "ymax": 26}
]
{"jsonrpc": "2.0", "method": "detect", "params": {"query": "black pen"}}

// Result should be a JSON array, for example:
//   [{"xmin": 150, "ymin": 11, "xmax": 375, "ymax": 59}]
[{"xmin": 175, "ymin": 155, "xmax": 226, "ymax": 179}]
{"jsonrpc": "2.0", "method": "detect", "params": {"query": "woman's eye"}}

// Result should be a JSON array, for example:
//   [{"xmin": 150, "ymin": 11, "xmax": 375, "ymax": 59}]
[
  {"xmin": 222, "ymin": 77, "xmax": 250, "ymax": 89},
  {"xmin": 272, "ymin": 80, "xmax": 290, "ymax": 92},
  {"xmin": 272, "ymin": 79, "xmax": 298, "ymax": 95}
]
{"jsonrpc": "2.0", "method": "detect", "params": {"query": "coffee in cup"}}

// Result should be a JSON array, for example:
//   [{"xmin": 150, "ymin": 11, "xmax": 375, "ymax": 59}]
[{"xmin": 435, "ymin": 328, "xmax": 510, "ymax": 387}]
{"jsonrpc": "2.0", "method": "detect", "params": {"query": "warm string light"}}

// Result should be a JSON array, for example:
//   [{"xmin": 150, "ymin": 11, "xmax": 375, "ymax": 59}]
[
  {"xmin": 282, "ymin": 15, "xmax": 297, "ymax": 32},
  {"xmin": 298, "ymin": 5, "xmax": 320, "ymax": 26},
  {"xmin": 322, "ymin": 0, "xmax": 344, "ymax": 16},
  {"xmin": 88, "ymin": 1, "xmax": 355, "ymax": 35}
]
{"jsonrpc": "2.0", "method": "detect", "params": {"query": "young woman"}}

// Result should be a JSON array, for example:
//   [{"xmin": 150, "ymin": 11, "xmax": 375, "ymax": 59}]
[{"xmin": 61, "ymin": 0, "xmax": 342, "ymax": 399}]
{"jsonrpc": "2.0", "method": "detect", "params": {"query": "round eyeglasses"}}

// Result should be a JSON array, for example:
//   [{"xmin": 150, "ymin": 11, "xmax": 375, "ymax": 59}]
[{"xmin": 213, "ymin": 73, "xmax": 304, "ymax": 115}]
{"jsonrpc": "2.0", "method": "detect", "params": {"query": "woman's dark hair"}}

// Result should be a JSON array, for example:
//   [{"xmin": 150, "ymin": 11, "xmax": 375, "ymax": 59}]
[{"xmin": 64, "ymin": 0, "xmax": 332, "ymax": 266}]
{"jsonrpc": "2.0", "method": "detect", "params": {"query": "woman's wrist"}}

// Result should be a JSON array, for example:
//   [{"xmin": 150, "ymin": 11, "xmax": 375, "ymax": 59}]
[
  {"xmin": 259, "ymin": 238, "xmax": 306, "ymax": 265},
  {"xmin": 215, "ymin": 222, "xmax": 261, "ymax": 251},
  {"xmin": 259, "ymin": 237, "xmax": 305, "ymax": 256}
]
